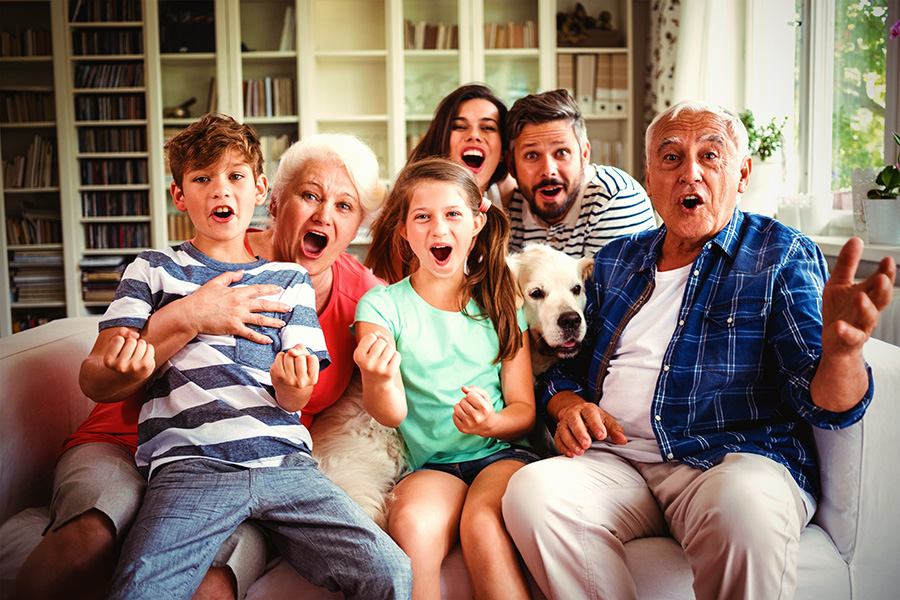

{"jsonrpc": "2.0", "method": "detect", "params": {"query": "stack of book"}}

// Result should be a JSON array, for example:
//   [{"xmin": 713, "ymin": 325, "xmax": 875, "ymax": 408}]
[
  {"xmin": 84, "ymin": 222, "xmax": 150, "ymax": 249},
  {"xmin": 404, "ymin": 21, "xmax": 459, "ymax": 50},
  {"xmin": 80, "ymin": 255, "xmax": 128, "ymax": 303},
  {"xmin": 1, "ymin": 135, "xmax": 54, "ymax": 189},
  {"xmin": 0, "ymin": 26, "xmax": 52, "ymax": 57},
  {"xmin": 483, "ymin": 21, "xmax": 538, "ymax": 49},
  {"xmin": 242, "ymin": 77, "xmax": 296, "ymax": 118},
  {"xmin": 1, "ymin": 91, "xmax": 55, "ymax": 123},
  {"xmin": 167, "ymin": 212, "xmax": 195, "ymax": 242},
  {"xmin": 9, "ymin": 249, "xmax": 65, "ymax": 304},
  {"xmin": 5, "ymin": 204, "xmax": 61, "ymax": 245}
]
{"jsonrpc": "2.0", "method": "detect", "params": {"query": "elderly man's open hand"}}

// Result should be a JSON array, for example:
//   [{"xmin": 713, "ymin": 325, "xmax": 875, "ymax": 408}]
[
  {"xmin": 822, "ymin": 238, "xmax": 896, "ymax": 356},
  {"xmin": 813, "ymin": 237, "xmax": 896, "ymax": 413}
]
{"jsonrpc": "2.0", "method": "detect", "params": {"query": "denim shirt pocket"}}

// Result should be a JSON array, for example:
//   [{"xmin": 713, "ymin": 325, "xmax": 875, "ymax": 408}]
[
  {"xmin": 701, "ymin": 265, "xmax": 775, "ymax": 380},
  {"xmin": 234, "ymin": 312, "xmax": 282, "ymax": 372}
]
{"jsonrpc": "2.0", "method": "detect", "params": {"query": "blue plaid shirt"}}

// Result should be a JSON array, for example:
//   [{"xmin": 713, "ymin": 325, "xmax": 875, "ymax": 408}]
[{"xmin": 542, "ymin": 210, "xmax": 872, "ymax": 496}]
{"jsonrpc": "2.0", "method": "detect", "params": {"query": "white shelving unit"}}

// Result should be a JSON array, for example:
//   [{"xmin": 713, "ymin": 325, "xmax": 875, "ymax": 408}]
[{"xmin": 0, "ymin": 0, "xmax": 639, "ymax": 335}]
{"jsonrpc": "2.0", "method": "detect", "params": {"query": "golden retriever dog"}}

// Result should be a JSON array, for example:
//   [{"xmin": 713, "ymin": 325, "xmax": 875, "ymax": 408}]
[
  {"xmin": 508, "ymin": 243, "xmax": 594, "ymax": 376},
  {"xmin": 308, "ymin": 372, "xmax": 407, "ymax": 531}
]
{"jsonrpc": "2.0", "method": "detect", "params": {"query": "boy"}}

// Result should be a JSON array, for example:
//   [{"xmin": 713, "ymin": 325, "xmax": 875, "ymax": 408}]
[{"xmin": 79, "ymin": 114, "xmax": 412, "ymax": 599}]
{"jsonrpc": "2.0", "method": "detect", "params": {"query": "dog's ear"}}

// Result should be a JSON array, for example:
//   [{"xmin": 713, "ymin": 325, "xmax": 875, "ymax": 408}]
[
  {"xmin": 578, "ymin": 256, "xmax": 594, "ymax": 283},
  {"xmin": 507, "ymin": 253, "xmax": 522, "ymax": 278}
]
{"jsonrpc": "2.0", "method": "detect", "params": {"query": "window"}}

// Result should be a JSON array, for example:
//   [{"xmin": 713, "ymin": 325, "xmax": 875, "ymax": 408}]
[{"xmin": 794, "ymin": 0, "xmax": 899, "ymax": 220}]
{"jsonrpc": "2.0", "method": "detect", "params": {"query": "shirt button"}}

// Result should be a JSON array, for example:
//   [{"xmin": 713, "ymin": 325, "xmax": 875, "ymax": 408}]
[
  {"xmin": 667, "ymin": 452, "xmax": 674, "ymax": 459},
  {"xmin": 693, "ymin": 270, "xmax": 700, "ymax": 277},
  {"xmin": 655, "ymin": 414, "xmax": 661, "ymax": 421},
  {"xmin": 678, "ymin": 319, "xmax": 685, "ymax": 326},
  {"xmin": 727, "ymin": 317, "xmax": 734, "ymax": 324},
  {"xmin": 662, "ymin": 365, "xmax": 670, "ymax": 372}
]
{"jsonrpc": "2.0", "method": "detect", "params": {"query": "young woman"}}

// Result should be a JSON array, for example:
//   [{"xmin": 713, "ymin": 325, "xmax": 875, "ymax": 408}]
[
  {"xmin": 353, "ymin": 158, "xmax": 538, "ymax": 600},
  {"xmin": 367, "ymin": 84, "xmax": 515, "ymax": 283}
]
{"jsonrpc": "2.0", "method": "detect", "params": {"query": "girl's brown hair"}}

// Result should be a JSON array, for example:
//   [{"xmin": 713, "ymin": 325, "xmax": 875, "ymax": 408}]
[{"xmin": 377, "ymin": 157, "xmax": 521, "ymax": 364}]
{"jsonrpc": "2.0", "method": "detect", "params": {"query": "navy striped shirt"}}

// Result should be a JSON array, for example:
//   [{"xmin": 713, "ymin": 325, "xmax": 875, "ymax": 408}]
[
  {"xmin": 100, "ymin": 242, "xmax": 330, "ymax": 480},
  {"xmin": 542, "ymin": 210, "xmax": 872, "ymax": 496},
  {"xmin": 507, "ymin": 164, "xmax": 656, "ymax": 258}
]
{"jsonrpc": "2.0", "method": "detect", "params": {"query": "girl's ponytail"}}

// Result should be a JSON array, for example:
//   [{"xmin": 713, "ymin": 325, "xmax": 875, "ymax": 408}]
[{"xmin": 463, "ymin": 199, "xmax": 522, "ymax": 364}]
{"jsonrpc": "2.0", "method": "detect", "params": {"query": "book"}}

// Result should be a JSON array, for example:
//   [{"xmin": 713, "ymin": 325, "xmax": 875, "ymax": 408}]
[
  {"xmin": 279, "ymin": 6, "xmax": 295, "ymax": 52},
  {"xmin": 206, "ymin": 77, "xmax": 217, "ymax": 114},
  {"xmin": 594, "ymin": 54, "xmax": 612, "ymax": 114},
  {"xmin": 557, "ymin": 54, "xmax": 575, "ymax": 98},
  {"xmin": 610, "ymin": 54, "xmax": 628, "ymax": 114},
  {"xmin": 575, "ymin": 54, "xmax": 597, "ymax": 113}
]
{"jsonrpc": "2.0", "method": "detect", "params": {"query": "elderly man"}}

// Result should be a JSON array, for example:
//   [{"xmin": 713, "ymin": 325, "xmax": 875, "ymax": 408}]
[
  {"xmin": 501, "ymin": 100, "xmax": 896, "ymax": 599},
  {"xmin": 504, "ymin": 89, "xmax": 657, "ymax": 257}
]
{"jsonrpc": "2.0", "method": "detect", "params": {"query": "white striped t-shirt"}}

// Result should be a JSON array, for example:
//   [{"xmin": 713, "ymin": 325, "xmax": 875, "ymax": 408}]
[
  {"xmin": 99, "ymin": 242, "xmax": 330, "ymax": 480},
  {"xmin": 507, "ymin": 164, "xmax": 656, "ymax": 259}
]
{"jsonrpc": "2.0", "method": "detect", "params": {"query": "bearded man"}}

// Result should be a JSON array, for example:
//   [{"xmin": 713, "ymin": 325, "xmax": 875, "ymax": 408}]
[{"xmin": 504, "ymin": 89, "xmax": 656, "ymax": 258}]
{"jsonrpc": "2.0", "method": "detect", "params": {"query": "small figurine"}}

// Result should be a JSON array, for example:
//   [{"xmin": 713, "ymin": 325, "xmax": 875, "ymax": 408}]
[{"xmin": 163, "ymin": 97, "xmax": 197, "ymax": 119}]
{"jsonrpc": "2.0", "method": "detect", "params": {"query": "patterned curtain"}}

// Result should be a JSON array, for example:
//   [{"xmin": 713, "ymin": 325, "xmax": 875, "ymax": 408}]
[{"xmin": 643, "ymin": 0, "xmax": 681, "ymax": 130}]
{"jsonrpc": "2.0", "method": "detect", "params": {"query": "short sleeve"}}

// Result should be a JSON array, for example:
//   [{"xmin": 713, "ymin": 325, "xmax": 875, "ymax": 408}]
[{"xmin": 354, "ymin": 285, "xmax": 400, "ymax": 338}]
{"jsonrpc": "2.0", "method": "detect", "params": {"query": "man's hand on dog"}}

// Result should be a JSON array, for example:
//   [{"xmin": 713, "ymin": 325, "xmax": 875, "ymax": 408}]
[{"xmin": 548, "ymin": 391, "xmax": 627, "ymax": 457}]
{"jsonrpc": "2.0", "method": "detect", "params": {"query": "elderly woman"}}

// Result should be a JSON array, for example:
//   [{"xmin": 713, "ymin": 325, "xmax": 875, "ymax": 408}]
[{"xmin": 10, "ymin": 133, "xmax": 386, "ymax": 600}]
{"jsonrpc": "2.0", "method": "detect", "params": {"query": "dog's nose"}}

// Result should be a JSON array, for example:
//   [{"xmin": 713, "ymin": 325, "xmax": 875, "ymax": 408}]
[{"xmin": 558, "ymin": 311, "xmax": 582, "ymax": 331}]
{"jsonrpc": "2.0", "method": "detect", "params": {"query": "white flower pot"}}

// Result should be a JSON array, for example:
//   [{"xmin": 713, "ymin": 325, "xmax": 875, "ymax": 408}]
[{"xmin": 863, "ymin": 198, "xmax": 900, "ymax": 245}]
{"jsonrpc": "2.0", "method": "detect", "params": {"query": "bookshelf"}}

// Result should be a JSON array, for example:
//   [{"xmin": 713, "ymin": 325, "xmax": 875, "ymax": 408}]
[
  {"xmin": 63, "ymin": 0, "xmax": 162, "ymax": 315},
  {"xmin": 0, "ymin": 0, "xmax": 69, "ymax": 335},
  {"xmin": 0, "ymin": 0, "xmax": 641, "ymax": 336},
  {"xmin": 554, "ymin": 0, "xmax": 635, "ymax": 174}
]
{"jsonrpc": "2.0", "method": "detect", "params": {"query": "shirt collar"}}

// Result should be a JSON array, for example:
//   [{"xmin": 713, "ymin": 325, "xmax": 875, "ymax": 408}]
[{"xmin": 637, "ymin": 207, "xmax": 744, "ymax": 272}]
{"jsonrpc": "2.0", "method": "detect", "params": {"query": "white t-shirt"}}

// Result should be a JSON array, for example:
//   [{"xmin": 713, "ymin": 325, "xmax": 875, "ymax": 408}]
[{"xmin": 599, "ymin": 263, "xmax": 691, "ymax": 463}]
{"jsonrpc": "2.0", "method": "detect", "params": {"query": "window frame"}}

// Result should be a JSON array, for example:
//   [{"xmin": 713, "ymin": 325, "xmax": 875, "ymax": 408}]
[{"xmin": 796, "ymin": 0, "xmax": 900, "ymax": 228}]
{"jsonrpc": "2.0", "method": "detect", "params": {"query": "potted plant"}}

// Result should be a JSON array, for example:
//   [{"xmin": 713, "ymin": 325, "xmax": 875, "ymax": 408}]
[
  {"xmin": 863, "ymin": 132, "xmax": 900, "ymax": 244},
  {"xmin": 867, "ymin": 132, "xmax": 900, "ymax": 198},
  {"xmin": 739, "ymin": 109, "xmax": 788, "ymax": 161},
  {"xmin": 738, "ymin": 109, "xmax": 789, "ymax": 217}
]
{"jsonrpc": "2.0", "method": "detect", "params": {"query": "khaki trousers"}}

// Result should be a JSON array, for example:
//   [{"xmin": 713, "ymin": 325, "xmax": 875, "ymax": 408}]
[{"xmin": 502, "ymin": 448, "xmax": 806, "ymax": 600}]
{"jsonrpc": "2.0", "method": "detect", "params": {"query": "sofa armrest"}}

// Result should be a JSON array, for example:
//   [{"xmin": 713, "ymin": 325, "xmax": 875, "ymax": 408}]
[
  {"xmin": 0, "ymin": 317, "xmax": 101, "ymax": 523},
  {"xmin": 812, "ymin": 337, "xmax": 900, "ymax": 596}
]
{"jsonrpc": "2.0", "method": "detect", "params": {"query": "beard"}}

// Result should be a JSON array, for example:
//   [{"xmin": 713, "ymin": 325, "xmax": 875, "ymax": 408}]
[{"xmin": 523, "ymin": 173, "xmax": 582, "ymax": 223}]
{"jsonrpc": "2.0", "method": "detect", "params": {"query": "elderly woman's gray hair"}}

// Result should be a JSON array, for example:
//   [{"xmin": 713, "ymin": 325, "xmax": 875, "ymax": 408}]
[
  {"xmin": 646, "ymin": 101, "xmax": 750, "ymax": 162},
  {"xmin": 269, "ymin": 133, "xmax": 385, "ymax": 220}
]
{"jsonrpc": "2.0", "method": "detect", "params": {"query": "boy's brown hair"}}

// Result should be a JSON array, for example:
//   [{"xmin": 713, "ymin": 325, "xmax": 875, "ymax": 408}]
[{"xmin": 165, "ymin": 113, "xmax": 264, "ymax": 189}]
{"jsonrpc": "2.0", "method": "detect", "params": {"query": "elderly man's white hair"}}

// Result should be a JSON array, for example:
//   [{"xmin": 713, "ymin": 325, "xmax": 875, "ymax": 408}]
[
  {"xmin": 645, "ymin": 101, "xmax": 750, "ymax": 162},
  {"xmin": 269, "ymin": 133, "xmax": 386, "ymax": 221}
]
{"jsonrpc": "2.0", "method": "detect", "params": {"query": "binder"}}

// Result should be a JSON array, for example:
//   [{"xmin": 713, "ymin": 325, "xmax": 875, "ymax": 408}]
[{"xmin": 575, "ymin": 54, "xmax": 596, "ymax": 114}]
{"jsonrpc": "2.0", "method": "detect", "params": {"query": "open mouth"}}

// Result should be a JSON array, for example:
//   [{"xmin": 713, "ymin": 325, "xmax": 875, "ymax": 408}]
[
  {"xmin": 212, "ymin": 206, "xmax": 234, "ymax": 221},
  {"xmin": 461, "ymin": 149, "xmax": 485, "ymax": 170},
  {"xmin": 536, "ymin": 334, "xmax": 582, "ymax": 359},
  {"xmin": 681, "ymin": 195, "xmax": 702, "ymax": 209},
  {"xmin": 554, "ymin": 343, "xmax": 581, "ymax": 359},
  {"xmin": 302, "ymin": 231, "xmax": 328, "ymax": 257},
  {"xmin": 430, "ymin": 246, "xmax": 452, "ymax": 264},
  {"xmin": 535, "ymin": 179, "xmax": 565, "ymax": 200}
]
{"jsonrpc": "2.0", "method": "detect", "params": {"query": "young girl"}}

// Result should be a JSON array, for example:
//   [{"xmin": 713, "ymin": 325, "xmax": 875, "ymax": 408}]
[
  {"xmin": 367, "ymin": 84, "xmax": 516, "ymax": 283},
  {"xmin": 354, "ymin": 158, "xmax": 538, "ymax": 600}
]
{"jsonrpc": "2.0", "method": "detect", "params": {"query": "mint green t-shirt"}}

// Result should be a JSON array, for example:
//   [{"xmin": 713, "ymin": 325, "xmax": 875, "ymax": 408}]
[{"xmin": 355, "ymin": 278, "xmax": 528, "ymax": 470}]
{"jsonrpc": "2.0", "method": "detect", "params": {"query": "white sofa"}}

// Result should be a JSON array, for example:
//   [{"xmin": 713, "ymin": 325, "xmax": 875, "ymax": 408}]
[{"xmin": 1, "ymin": 316, "xmax": 899, "ymax": 599}]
